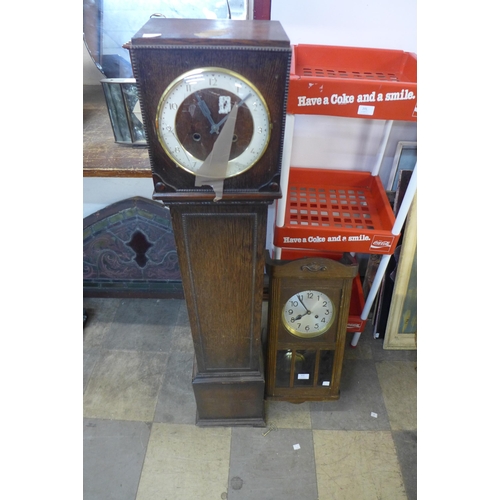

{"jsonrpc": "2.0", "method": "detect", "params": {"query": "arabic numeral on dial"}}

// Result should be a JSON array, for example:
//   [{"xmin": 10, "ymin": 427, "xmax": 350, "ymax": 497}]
[
  {"xmin": 290, "ymin": 300, "xmax": 298, "ymax": 307},
  {"xmin": 307, "ymin": 292, "xmax": 314, "ymax": 299},
  {"xmin": 168, "ymin": 103, "xmax": 178, "ymax": 111},
  {"xmin": 174, "ymin": 147, "xmax": 181, "ymax": 154}
]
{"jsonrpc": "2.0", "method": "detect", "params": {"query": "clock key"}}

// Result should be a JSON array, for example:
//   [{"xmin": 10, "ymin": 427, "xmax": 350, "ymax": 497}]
[{"xmin": 262, "ymin": 424, "xmax": 278, "ymax": 436}]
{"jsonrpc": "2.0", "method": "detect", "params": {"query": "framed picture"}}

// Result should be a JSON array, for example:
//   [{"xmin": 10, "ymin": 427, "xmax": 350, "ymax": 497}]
[
  {"xmin": 388, "ymin": 141, "xmax": 417, "ymax": 191},
  {"xmin": 383, "ymin": 192, "xmax": 417, "ymax": 350}
]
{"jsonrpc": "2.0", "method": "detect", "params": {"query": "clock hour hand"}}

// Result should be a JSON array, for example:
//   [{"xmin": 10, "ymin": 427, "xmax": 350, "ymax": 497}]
[{"xmin": 195, "ymin": 92, "xmax": 218, "ymax": 133}]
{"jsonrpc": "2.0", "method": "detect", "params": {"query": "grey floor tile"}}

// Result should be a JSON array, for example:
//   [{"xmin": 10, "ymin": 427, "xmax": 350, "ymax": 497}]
[
  {"xmin": 102, "ymin": 298, "xmax": 182, "ymax": 352},
  {"xmin": 265, "ymin": 400, "xmax": 312, "ymax": 429},
  {"xmin": 228, "ymin": 427, "xmax": 318, "ymax": 500},
  {"xmin": 83, "ymin": 349, "xmax": 167, "ymax": 421},
  {"xmin": 314, "ymin": 430, "xmax": 407, "ymax": 500},
  {"xmin": 83, "ymin": 347, "xmax": 100, "ymax": 393},
  {"xmin": 154, "ymin": 349, "xmax": 197, "ymax": 424},
  {"xmin": 136, "ymin": 423, "xmax": 231, "ymax": 500},
  {"xmin": 343, "ymin": 338, "xmax": 373, "ymax": 360},
  {"xmin": 344, "ymin": 321, "xmax": 375, "ymax": 360},
  {"xmin": 392, "ymin": 430, "xmax": 417, "ymax": 500},
  {"xmin": 376, "ymin": 361, "xmax": 417, "ymax": 431},
  {"xmin": 348, "ymin": 319, "xmax": 416, "ymax": 363},
  {"xmin": 83, "ymin": 298, "xmax": 122, "ymax": 349},
  {"xmin": 174, "ymin": 299, "xmax": 190, "ymax": 326},
  {"xmin": 310, "ymin": 360, "xmax": 391, "ymax": 431},
  {"xmin": 83, "ymin": 418, "xmax": 151, "ymax": 500}
]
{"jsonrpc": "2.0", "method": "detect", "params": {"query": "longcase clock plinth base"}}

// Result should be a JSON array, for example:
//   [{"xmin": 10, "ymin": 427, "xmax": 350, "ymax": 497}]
[{"xmin": 192, "ymin": 357, "xmax": 266, "ymax": 427}]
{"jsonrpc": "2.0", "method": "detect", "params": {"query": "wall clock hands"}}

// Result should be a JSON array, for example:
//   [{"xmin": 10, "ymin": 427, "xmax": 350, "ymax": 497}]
[{"xmin": 297, "ymin": 295, "xmax": 312, "ymax": 315}]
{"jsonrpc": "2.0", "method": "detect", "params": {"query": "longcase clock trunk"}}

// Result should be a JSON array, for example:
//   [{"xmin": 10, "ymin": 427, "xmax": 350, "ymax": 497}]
[{"xmin": 169, "ymin": 201, "xmax": 269, "ymax": 426}]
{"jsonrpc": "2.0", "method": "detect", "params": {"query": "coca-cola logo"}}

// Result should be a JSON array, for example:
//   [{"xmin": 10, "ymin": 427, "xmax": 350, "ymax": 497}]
[
  {"xmin": 370, "ymin": 235, "xmax": 394, "ymax": 253},
  {"xmin": 372, "ymin": 240, "xmax": 390, "ymax": 247},
  {"xmin": 347, "ymin": 323, "xmax": 362, "ymax": 329}
]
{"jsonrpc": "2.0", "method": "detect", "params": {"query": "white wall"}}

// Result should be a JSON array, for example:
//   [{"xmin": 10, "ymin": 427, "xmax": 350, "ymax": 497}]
[
  {"xmin": 271, "ymin": 0, "xmax": 416, "ymax": 53},
  {"xmin": 84, "ymin": 0, "xmax": 417, "ymax": 221}
]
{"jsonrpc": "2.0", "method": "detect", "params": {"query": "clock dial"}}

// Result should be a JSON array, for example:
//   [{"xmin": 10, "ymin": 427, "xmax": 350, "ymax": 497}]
[
  {"xmin": 282, "ymin": 290, "xmax": 335, "ymax": 338},
  {"xmin": 156, "ymin": 67, "xmax": 271, "ymax": 179}
]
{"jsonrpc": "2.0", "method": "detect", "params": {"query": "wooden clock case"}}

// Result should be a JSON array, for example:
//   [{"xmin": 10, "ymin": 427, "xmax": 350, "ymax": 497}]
[
  {"xmin": 129, "ymin": 18, "xmax": 291, "ymax": 201},
  {"xmin": 265, "ymin": 255, "xmax": 358, "ymax": 403},
  {"xmin": 129, "ymin": 18, "xmax": 291, "ymax": 426}
]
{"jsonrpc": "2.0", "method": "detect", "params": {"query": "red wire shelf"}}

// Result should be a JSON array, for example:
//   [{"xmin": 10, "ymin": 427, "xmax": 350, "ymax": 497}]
[
  {"xmin": 274, "ymin": 168, "xmax": 399, "ymax": 255},
  {"xmin": 287, "ymin": 44, "xmax": 417, "ymax": 121}
]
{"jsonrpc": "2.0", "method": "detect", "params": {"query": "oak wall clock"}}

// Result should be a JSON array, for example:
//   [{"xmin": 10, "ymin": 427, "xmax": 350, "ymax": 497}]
[
  {"xmin": 265, "ymin": 255, "xmax": 358, "ymax": 402},
  {"xmin": 130, "ymin": 18, "xmax": 291, "ymax": 426}
]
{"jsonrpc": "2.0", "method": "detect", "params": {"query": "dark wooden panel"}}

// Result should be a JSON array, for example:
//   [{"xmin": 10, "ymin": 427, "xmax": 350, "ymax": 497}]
[
  {"xmin": 192, "ymin": 363, "xmax": 265, "ymax": 426},
  {"xmin": 131, "ymin": 18, "xmax": 289, "ymax": 47},
  {"xmin": 170, "ymin": 202, "xmax": 268, "ymax": 373}
]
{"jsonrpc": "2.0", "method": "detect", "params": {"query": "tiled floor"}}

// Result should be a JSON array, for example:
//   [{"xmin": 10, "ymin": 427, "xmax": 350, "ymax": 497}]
[{"xmin": 83, "ymin": 297, "xmax": 417, "ymax": 500}]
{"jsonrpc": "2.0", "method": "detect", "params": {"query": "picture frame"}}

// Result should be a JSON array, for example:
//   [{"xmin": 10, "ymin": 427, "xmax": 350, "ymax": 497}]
[
  {"xmin": 383, "ymin": 192, "xmax": 417, "ymax": 349},
  {"xmin": 387, "ymin": 141, "xmax": 417, "ymax": 191}
]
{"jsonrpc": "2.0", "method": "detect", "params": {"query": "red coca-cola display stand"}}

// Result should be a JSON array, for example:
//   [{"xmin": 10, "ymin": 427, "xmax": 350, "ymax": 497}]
[{"xmin": 274, "ymin": 44, "xmax": 417, "ymax": 346}]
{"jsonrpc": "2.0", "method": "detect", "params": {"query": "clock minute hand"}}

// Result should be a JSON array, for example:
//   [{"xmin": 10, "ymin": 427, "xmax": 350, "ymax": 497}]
[
  {"xmin": 195, "ymin": 92, "xmax": 217, "ymax": 132},
  {"xmin": 297, "ymin": 295, "xmax": 311, "ymax": 315}
]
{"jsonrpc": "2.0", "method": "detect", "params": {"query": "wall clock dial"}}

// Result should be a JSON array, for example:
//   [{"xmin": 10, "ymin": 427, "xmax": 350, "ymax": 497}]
[
  {"xmin": 156, "ymin": 67, "xmax": 271, "ymax": 180},
  {"xmin": 282, "ymin": 290, "xmax": 335, "ymax": 337}
]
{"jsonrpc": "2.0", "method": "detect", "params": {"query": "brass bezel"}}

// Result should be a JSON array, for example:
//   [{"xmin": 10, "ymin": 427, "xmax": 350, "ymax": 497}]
[
  {"xmin": 155, "ymin": 67, "xmax": 271, "ymax": 179},
  {"xmin": 281, "ymin": 289, "xmax": 336, "ymax": 338}
]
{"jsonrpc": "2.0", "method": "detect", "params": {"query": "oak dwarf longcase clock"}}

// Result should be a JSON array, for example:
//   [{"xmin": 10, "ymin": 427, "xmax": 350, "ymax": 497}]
[
  {"xmin": 265, "ymin": 255, "xmax": 358, "ymax": 403},
  {"xmin": 130, "ymin": 18, "xmax": 291, "ymax": 426}
]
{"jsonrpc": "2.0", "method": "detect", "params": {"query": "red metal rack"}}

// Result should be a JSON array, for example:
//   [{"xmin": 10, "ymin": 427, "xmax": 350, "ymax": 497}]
[
  {"xmin": 274, "ymin": 44, "xmax": 417, "ymax": 347},
  {"xmin": 287, "ymin": 44, "xmax": 417, "ymax": 121},
  {"xmin": 275, "ymin": 168, "xmax": 399, "ymax": 254}
]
